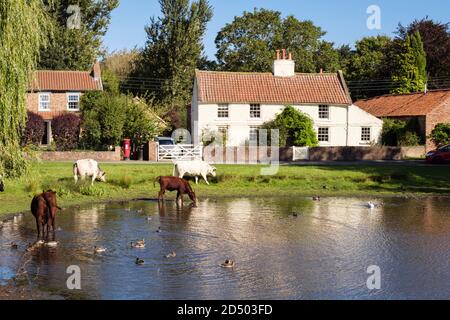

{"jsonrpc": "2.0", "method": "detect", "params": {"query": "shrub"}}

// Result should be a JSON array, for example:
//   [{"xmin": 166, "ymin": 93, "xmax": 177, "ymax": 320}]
[
  {"xmin": 429, "ymin": 123, "xmax": 450, "ymax": 147},
  {"xmin": 398, "ymin": 131, "xmax": 421, "ymax": 146},
  {"xmin": 21, "ymin": 111, "xmax": 45, "ymax": 146},
  {"xmin": 52, "ymin": 113, "xmax": 81, "ymax": 151},
  {"xmin": 381, "ymin": 118, "xmax": 424, "ymax": 146},
  {"xmin": 262, "ymin": 106, "xmax": 318, "ymax": 147}
]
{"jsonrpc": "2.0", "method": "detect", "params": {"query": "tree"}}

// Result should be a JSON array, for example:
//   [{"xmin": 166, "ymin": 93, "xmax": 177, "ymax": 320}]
[
  {"xmin": 0, "ymin": 0, "xmax": 52, "ymax": 178},
  {"xmin": 429, "ymin": 123, "xmax": 450, "ymax": 147},
  {"xmin": 391, "ymin": 31, "xmax": 427, "ymax": 94},
  {"xmin": 21, "ymin": 112, "xmax": 45, "ymax": 147},
  {"xmin": 39, "ymin": 0, "xmax": 119, "ymax": 70},
  {"xmin": 215, "ymin": 8, "xmax": 340, "ymax": 73},
  {"xmin": 52, "ymin": 113, "xmax": 81, "ymax": 150},
  {"xmin": 102, "ymin": 49, "xmax": 139, "ymax": 80},
  {"xmin": 262, "ymin": 106, "xmax": 318, "ymax": 147},
  {"xmin": 133, "ymin": 0, "xmax": 213, "ymax": 126},
  {"xmin": 397, "ymin": 18, "xmax": 450, "ymax": 78}
]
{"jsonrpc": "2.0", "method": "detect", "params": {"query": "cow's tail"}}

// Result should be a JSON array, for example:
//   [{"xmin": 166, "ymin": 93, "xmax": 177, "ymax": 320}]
[
  {"xmin": 154, "ymin": 176, "xmax": 161, "ymax": 188},
  {"xmin": 73, "ymin": 163, "xmax": 78, "ymax": 177}
]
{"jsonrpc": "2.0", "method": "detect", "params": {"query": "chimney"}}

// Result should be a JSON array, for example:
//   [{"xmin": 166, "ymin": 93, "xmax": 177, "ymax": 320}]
[
  {"xmin": 273, "ymin": 49, "xmax": 295, "ymax": 77},
  {"xmin": 91, "ymin": 60, "xmax": 102, "ymax": 81}
]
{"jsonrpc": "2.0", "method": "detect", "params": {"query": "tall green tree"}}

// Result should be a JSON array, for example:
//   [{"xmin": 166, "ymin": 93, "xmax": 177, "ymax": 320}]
[
  {"xmin": 397, "ymin": 18, "xmax": 450, "ymax": 78},
  {"xmin": 39, "ymin": 0, "xmax": 118, "ymax": 70},
  {"xmin": 391, "ymin": 31, "xmax": 427, "ymax": 94},
  {"xmin": 215, "ymin": 8, "xmax": 340, "ymax": 73},
  {"xmin": 0, "ymin": 0, "xmax": 52, "ymax": 178},
  {"xmin": 134, "ymin": 0, "xmax": 213, "ymax": 128}
]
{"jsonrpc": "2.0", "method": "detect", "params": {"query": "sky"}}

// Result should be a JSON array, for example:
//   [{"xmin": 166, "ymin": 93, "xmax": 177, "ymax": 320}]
[{"xmin": 103, "ymin": 0, "xmax": 450, "ymax": 59}]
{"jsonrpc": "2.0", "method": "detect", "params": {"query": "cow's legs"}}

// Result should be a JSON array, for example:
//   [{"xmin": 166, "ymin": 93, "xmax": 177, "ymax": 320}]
[
  {"xmin": 36, "ymin": 219, "xmax": 41, "ymax": 240},
  {"xmin": 91, "ymin": 173, "xmax": 97, "ymax": 185},
  {"xmin": 74, "ymin": 174, "xmax": 78, "ymax": 184},
  {"xmin": 158, "ymin": 189, "xmax": 165, "ymax": 202},
  {"xmin": 176, "ymin": 191, "xmax": 183, "ymax": 206},
  {"xmin": 202, "ymin": 174, "xmax": 209, "ymax": 185},
  {"xmin": 195, "ymin": 176, "xmax": 199, "ymax": 185}
]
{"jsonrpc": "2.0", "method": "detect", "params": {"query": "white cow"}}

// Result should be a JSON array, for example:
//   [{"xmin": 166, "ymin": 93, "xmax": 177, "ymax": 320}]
[
  {"xmin": 173, "ymin": 160, "xmax": 217, "ymax": 185},
  {"xmin": 73, "ymin": 159, "xmax": 106, "ymax": 185}
]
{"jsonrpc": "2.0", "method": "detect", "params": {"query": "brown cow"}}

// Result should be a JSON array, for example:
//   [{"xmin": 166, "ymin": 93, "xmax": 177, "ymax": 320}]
[
  {"xmin": 155, "ymin": 176, "xmax": 197, "ymax": 205},
  {"xmin": 31, "ymin": 190, "xmax": 60, "ymax": 241}
]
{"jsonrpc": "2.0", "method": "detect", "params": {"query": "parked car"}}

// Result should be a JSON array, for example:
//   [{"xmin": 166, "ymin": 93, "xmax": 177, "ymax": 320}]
[
  {"xmin": 426, "ymin": 144, "xmax": 450, "ymax": 164},
  {"xmin": 156, "ymin": 137, "xmax": 175, "ymax": 146}
]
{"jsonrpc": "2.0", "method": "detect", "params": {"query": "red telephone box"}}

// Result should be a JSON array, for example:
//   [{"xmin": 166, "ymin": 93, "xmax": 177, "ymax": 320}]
[{"xmin": 123, "ymin": 139, "xmax": 131, "ymax": 160}]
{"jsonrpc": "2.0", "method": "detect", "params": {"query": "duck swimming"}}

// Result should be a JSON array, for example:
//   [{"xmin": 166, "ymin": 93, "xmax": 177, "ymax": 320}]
[
  {"xmin": 165, "ymin": 251, "xmax": 176, "ymax": 259},
  {"xmin": 367, "ymin": 202, "xmax": 376, "ymax": 209},
  {"xmin": 220, "ymin": 259, "xmax": 235, "ymax": 268},
  {"xmin": 10, "ymin": 242, "xmax": 18, "ymax": 250},
  {"xmin": 131, "ymin": 240, "xmax": 145, "ymax": 249},
  {"xmin": 94, "ymin": 246, "xmax": 107, "ymax": 254},
  {"xmin": 135, "ymin": 258, "xmax": 145, "ymax": 265}
]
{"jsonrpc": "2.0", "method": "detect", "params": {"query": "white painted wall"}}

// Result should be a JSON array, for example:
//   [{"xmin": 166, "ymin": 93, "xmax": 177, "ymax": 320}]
[{"xmin": 191, "ymin": 86, "xmax": 383, "ymax": 147}]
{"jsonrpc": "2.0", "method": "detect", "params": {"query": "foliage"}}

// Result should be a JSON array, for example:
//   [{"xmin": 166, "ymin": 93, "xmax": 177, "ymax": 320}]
[
  {"xmin": 215, "ymin": 8, "xmax": 340, "ymax": 73},
  {"xmin": 52, "ymin": 113, "xmax": 81, "ymax": 150},
  {"xmin": 102, "ymin": 49, "xmax": 139, "ymax": 79},
  {"xmin": 429, "ymin": 123, "xmax": 450, "ymax": 147},
  {"xmin": 0, "ymin": 0, "xmax": 53, "ymax": 178},
  {"xmin": 381, "ymin": 118, "xmax": 424, "ymax": 146},
  {"xmin": 21, "ymin": 112, "xmax": 45, "ymax": 146},
  {"xmin": 101, "ymin": 68, "xmax": 121, "ymax": 94},
  {"xmin": 262, "ymin": 106, "xmax": 318, "ymax": 147},
  {"xmin": 397, "ymin": 18, "xmax": 450, "ymax": 78},
  {"xmin": 123, "ymin": 100, "xmax": 161, "ymax": 148},
  {"xmin": 391, "ymin": 32, "xmax": 428, "ymax": 94},
  {"xmin": 133, "ymin": 0, "xmax": 213, "ymax": 125},
  {"xmin": 39, "ymin": 0, "xmax": 119, "ymax": 70}
]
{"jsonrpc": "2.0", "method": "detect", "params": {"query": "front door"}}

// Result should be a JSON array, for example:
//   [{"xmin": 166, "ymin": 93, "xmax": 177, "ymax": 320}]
[{"xmin": 41, "ymin": 121, "xmax": 51, "ymax": 145}]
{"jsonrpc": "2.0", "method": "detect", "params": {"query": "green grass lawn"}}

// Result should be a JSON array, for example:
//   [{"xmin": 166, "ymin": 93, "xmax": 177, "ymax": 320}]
[{"xmin": 1, "ymin": 161, "xmax": 449, "ymax": 217}]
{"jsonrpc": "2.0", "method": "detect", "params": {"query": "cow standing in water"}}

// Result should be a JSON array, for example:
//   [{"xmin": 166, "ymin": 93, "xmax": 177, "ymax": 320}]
[
  {"xmin": 73, "ymin": 159, "xmax": 106, "ymax": 185},
  {"xmin": 155, "ymin": 176, "xmax": 197, "ymax": 206},
  {"xmin": 31, "ymin": 190, "xmax": 61, "ymax": 241}
]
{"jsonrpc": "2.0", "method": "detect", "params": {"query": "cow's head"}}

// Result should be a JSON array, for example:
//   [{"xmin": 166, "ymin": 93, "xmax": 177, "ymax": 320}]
[
  {"xmin": 98, "ymin": 170, "xmax": 107, "ymax": 182},
  {"xmin": 207, "ymin": 165, "xmax": 217, "ymax": 177}
]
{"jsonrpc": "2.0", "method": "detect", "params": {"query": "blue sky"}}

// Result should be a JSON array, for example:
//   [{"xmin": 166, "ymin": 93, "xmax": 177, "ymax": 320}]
[{"xmin": 104, "ymin": 0, "xmax": 450, "ymax": 59}]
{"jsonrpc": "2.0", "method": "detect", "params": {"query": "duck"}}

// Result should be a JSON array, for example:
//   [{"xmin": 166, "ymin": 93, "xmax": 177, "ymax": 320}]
[
  {"xmin": 367, "ymin": 202, "xmax": 376, "ymax": 209},
  {"xmin": 137, "ymin": 209, "xmax": 144, "ymax": 214},
  {"xmin": 131, "ymin": 240, "xmax": 145, "ymax": 249},
  {"xmin": 313, "ymin": 196, "xmax": 321, "ymax": 201},
  {"xmin": 45, "ymin": 241, "xmax": 58, "ymax": 248},
  {"xmin": 146, "ymin": 217, "xmax": 152, "ymax": 221},
  {"xmin": 10, "ymin": 242, "xmax": 18, "ymax": 250},
  {"xmin": 292, "ymin": 212, "xmax": 300, "ymax": 217},
  {"xmin": 220, "ymin": 259, "xmax": 235, "ymax": 268},
  {"xmin": 94, "ymin": 246, "xmax": 107, "ymax": 254},
  {"xmin": 165, "ymin": 251, "xmax": 176, "ymax": 259},
  {"xmin": 135, "ymin": 258, "xmax": 145, "ymax": 265},
  {"xmin": 156, "ymin": 227, "xmax": 162, "ymax": 233}
]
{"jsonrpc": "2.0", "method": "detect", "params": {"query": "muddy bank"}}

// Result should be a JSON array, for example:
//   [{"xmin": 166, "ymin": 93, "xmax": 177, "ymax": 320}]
[{"xmin": 0, "ymin": 282, "xmax": 64, "ymax": 300}]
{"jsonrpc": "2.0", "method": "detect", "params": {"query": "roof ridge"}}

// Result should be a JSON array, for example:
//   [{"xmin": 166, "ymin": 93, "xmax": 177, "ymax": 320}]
[
  {"xmin": 195, "ymin": 69, "xmax": 337, "ymax": 76},
  {"xmin": 358, "ymin": 88, "xmax": 450, "ymax": 101}
]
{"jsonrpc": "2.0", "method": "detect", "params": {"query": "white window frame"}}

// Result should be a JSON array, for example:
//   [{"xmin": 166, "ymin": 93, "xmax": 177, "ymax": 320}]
[
  {"xmin": 250, "ymin": 104, "xmax": 261, "ymax": 118},
  {"xmin": 318, "ymin": 127, "xmax": 329, "ymax": 143},
  {"xmin": 67, "ymin": 92, "xmax": 81, "ymax": 111},
  {"xmin": 318, "ymin": 105, "xmax": 330, "ymax": 120},
  {"xmin": 361, "ymin": 127, "xmax": 371, "ymax": 142},
  {"xmin": 217, "ymin": 104, "xmax": 229, "ymax": 118},
  {"xmin": 38, "ymin": 93, "xmax": 51, "ymax": 111}
]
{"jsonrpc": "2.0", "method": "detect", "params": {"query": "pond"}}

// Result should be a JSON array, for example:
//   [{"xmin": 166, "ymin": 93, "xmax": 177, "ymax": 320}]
[{"xmin": 0, "ymin": 197, "xmax": 449, "ymax": 300}]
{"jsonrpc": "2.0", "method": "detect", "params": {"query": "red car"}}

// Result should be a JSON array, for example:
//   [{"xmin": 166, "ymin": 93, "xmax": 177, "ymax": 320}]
[{"xmin": 426, "ymin": 144, "xmax": 450, "ymax": 164}]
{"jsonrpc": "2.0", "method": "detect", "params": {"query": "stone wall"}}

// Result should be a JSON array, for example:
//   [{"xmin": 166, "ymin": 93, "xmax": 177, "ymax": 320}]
[
  {"xmin": 39, "ymin": 146, "xmax": 121, "ymax": 162},
  {"xmin": 307, "ymin": 146, "xmax": 423, "ymax": 161}
]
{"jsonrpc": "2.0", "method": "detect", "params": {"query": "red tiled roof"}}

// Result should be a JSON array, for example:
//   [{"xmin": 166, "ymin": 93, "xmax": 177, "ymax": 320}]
[
  {"xmin": 355, "ymin": 90, "xmax": 450, "ymax": 117},
  {"xmin": 195, "ymin": 70, "xmax": 352, "ymax": 105},
  {"xmin": 29, "ymin": 70, "xmax": 102, "ymax": 92}
]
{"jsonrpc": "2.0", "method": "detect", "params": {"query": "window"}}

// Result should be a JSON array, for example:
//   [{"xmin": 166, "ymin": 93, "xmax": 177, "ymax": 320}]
[
  {"xmin": 361, "ymin": 127, "xmax": 371, "ymax": 142},
  {"xmin": 39, "ymin": 93, "xmax": 51, "ymax": 111},
  {"xmin": 218, "ymin": 104, "xmax": 229, "ymax": 118},
  {"xmin": 250, "ymin": 104, "xmax": 261, "ymax": 118},
  {"xmin": 249, "ymin": 126, "xmax": 260, "ymax": 143},
  {"xmin": 319, "ymin": 105, "xmax": 329, "ymax": 119},
  {"xmin": 318, "ymin": 127, "xmax": 329, "ymax": 142},
  {"xmin": 67, "ymin": 93, "xmax": 81, "ymax": 111}
]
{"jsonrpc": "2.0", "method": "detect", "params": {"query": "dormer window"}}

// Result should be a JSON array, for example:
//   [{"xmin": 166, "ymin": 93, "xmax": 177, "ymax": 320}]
[
  {"xmin": 67, "ymin": 93, "xmax": 81, "ymax": 111},
  {"xmin": 39, "ymin": 93, "xmax": 51, "ymax": 111}
]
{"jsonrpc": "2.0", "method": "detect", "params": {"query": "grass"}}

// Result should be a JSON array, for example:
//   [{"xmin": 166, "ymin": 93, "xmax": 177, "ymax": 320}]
[{"xmin": 0, "ymin": 161, "xmax": 449, "ymax": 217}]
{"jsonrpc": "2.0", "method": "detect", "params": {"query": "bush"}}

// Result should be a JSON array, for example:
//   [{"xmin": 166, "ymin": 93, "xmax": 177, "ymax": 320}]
[
  {"xmin": 429, "ymin": 123, "xmax": 450, "ymax": 147},
  {"xmin": 381, "ymin": 118, "xmax": 424, "ymax": 146},
  {"xmin": 52, "ymin": 113, "xmax": 81, "ymax": 151},
  {"xmin": 21, "ymin": 111, "xmax": 44, "ymax": 146},
  {"xmin": 262, "ymin": 106, "xmax": 318, "ymax": 147},
  {"xmin": 398, "ymin": 131, "xmax": 421, "ymax": 146}
]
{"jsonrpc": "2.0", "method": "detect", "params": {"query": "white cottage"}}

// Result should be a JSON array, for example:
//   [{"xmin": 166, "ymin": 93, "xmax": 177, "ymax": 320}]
[{"xmin": 190, "ymin": 51, "xmax": 382, "ymax": 147}]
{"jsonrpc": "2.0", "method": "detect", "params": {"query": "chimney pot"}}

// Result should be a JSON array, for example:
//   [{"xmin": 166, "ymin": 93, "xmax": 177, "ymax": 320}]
[
  {"xmin": 288, "ymin": 52, "xmax": 292, "ymax": 60},
  {"xmin": 276, "ymin": 49, "xmax": 280, "ymax": 60}
]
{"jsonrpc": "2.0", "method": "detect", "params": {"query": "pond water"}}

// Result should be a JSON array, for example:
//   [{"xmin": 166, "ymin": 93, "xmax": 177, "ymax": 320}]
[{"xmin": 0, "ymin": 197, "xmax": 449, "ymax": 300}]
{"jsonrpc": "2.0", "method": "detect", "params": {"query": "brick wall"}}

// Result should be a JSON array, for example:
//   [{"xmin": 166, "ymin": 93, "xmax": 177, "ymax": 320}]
[
  {"xmin": 27, "ymin": 92, "xmax": 82, "ymax": 120},
  {"xmin": 425, "ymin": 98, "xmax": 450, "ymax": 151},
  {"xmin": 39, "ymin": 147, "xmax": 121, "ymax": 162}
]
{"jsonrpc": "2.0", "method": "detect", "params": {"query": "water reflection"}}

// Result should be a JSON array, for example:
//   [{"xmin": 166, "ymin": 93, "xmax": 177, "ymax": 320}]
[{"xmin": 0, "ymin": 197, "xmax": 449, "ymax": 300}]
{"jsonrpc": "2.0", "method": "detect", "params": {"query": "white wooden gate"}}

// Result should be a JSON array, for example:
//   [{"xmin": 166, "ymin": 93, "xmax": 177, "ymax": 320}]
[{"xmin": 158, "ymin": 144, "xmax": 203, "ymax": 161}]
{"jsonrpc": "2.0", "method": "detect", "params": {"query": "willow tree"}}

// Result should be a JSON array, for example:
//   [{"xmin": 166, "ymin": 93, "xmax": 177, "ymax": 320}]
[{"xmin": 0, "ymin": 0, "xmax": 52, "ymax": 177}]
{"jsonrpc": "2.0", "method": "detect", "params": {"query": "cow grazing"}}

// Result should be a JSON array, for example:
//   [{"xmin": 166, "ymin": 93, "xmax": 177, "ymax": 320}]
[
  {"xmin": 31, "ymin": 190, "xmax": 60, "ymax": 241},
  {"xmin": 155, "ymin": 176, "xmax": 197, "ymax": 205},
  {"xmin": 173, "ymin": 160, "xmax": 217, "ymax": 185},
  {"xmin": 73, "ymin": 159, "xmax": 106, "ymax": 185}
]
